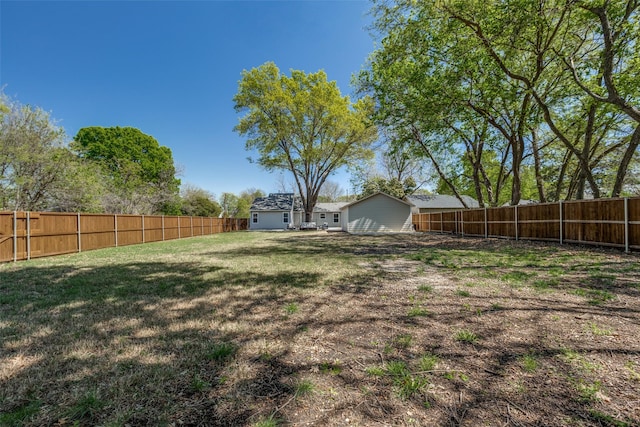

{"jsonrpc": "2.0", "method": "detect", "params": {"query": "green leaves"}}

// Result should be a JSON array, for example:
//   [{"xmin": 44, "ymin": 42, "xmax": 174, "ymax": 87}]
[
  {"xmin": 234, "ymin": 62, "xmax": 377, "ymax": 217},
  {"xmin": 71, "ymin": 126, "xmax": 180, "ymax": 214}
]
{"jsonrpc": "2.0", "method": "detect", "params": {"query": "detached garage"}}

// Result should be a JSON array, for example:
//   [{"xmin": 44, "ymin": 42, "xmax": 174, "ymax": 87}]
[{"xmin": 341, "ymin": 192, "xmax": 414, "ymax": 233}]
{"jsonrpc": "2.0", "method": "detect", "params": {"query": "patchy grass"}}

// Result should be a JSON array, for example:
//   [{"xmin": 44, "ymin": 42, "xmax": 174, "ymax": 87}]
[{"xmin": 1, "ymin": 232, "xmax": 639, "ymax": 426}]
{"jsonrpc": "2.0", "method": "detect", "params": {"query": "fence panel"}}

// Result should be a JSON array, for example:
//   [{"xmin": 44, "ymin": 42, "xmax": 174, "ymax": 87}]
[
  {"xmin": 518, "ymin": 203, "xmax": 560, "ymax": 241},
  {"xmin": 488, "ymin": 207, "xmax": 515, "ymax": 238},
  {"xmin": 144, "ymin": 216, "xmax": 164, "ymax": 243},
  {"xmin": 412, "ymin": 196, "xmax": 640, "ymax": 252},
  {"xmin": 81, "ymin": 214, "xmax": 116, "ymax": 251},
  {"xmin": 32, "ymin": 212, "xmax": 79, "ymax": 258},
  {"xmin": 461, "ymin": 209, "xmax": 486, "ymax": 237},
  {"xmin": 0, "ymin": 211, "xmax": 248, "ymax": 263}
]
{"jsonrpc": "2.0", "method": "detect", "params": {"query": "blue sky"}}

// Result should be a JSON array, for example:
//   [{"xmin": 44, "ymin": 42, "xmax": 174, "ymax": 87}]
[{"xmin": 0, "ymin": 0, "xmax": 375, "ymax": 197}]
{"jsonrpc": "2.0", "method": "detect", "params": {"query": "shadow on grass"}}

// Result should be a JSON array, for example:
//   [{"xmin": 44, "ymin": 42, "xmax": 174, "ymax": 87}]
[
  {"xmin": 1, "ymin": 232, "xmax": 639, "ymax": 426},
  {"xmin": 0, "ymin": 260, "xmax": 328, "ymax": 426}
]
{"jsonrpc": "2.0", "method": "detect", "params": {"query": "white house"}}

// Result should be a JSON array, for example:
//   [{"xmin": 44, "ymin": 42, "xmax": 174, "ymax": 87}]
[
  {"xmin": 340, "ymin": 192, "xmax": 414, "ymax": 233},
  {"xmin": 313, "ymin": 202, "xmax": 348, "ymax": 230},
  {"xmin": 249, "ymin": 193, "xmax": 304, "ymax": 230}
]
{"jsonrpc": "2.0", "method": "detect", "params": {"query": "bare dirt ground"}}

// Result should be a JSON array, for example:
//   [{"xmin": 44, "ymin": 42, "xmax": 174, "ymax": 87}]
[{"xmin": 210, "ymin": 233, "xmax": 640, "ymax": 427}]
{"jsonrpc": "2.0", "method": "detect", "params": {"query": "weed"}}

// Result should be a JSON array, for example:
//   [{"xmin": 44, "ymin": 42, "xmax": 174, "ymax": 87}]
[
  {"xmin": 532, "ymin": 278, "xmax": 559, "ymax": 291},
  {"xmin": 587, "ymin": 322, "xmax": 613, "ymax": 336},
  {"xmin": 443, "ymin": 371, "xmax": 470, "ymax": 381},
  {"xmin": 294, "ymin": 379, "xmax": 315, "ymax": 397},
  {"xmin": 394, "ymin": 373, "xmax": 429, "ymax": 400},
  {"xmin": 365, "ymin": 366, "xmax": 386, "ymax": 377},
  {"xmin": 284, "ymin": 302, "xmax": 299, "ymax": 315},
  {"xmin": 394, "ymin": 334, "xmax": 413, "ymax": 349},
  {"xmin": 624, "ymin": 361, "xmax": 640, "ymax": 381},
  {"xmin": 589, "ymin": 410, "xmax": 631, "ymax": 427},
  {"xmin": 589, "ymin": 273, "xmax": 616, "ymax": 285},
  {"xmin": 383, "ymin": 343, "xmax": 394, "ymax": 354},
  {"xmin": 65, "ymin": 390, "xmax": 105, "ymax": 423},
  {"xmin": 573, "ymin": 288, "xmax": 615, "ymax": 305},
  {"xmin": 382, "ymin": 361, "xmax": 428, "ymax": 400},
  {"xmin": 407, "ymin": 306, "xmax": 429, "ymax": 317},
  {"xmin": 456, "ymin": 289, "xmax": 471, "ymax": 297},
  {"xmin": 576, "ymin": 379, "xmax": 602, "ymax": 402},
  {"xmin": 417, "ymin": 284, "xmax": 433, "ymax": 293},
  {"xmin": 418, "ymin": 354, "xmax": 439, "ymax": 372},
  {"xmin": 455, "ymin": 329, "xmax": 478, "ymax": 344},
  {"xmin": 521, "ymin": 354, "xmax": 538, "ymax": 372},
  {"xmin": 207, "ymin": 342, "xmax": 237, "ymax": 362},
  {"xmin": 502, "ymin": 270, "xmax": 537, "ymax": 284},
  {"xmin": 0, "ymin": 400, "xmax": 41, "ymax": 426},
  {"xmin": 386, "ymin": 361, "xmax": 410, "ymax": 377},
  {"xmin": 319, "ymin": 361, "xmax": 342, "ymax": 375},
  {"xmin": 253, "ymin": 414, "xmax": 282, "ymax": 427},
  {"xmin": 191, "ymin": 374, "xmax": 211, "ymax": 392}
]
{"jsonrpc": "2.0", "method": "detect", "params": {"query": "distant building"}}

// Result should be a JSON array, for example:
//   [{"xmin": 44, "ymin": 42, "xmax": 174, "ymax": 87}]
[
  {"xmin": 249, "ymin": 193, "xmax": 304, "ymax": 230},
  {"xmin": 405, "ymin": 194, "xmax": 480, "ymax": 214}
]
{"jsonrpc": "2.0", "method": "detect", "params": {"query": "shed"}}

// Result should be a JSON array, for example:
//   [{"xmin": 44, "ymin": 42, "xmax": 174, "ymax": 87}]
[{"xmin": 341, "ymin": 192, "xmax": 414, "ymax": 233}]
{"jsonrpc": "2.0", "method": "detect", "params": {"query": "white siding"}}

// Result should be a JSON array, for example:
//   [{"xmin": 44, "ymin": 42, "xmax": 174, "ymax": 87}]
[
  {"xmin": 249, "ymin": 211, "xmax": 288, "ymax": 230},
  {"xmin": 249, "ymin": 211, "xmax": 305, "ymax": 230},
  {"xmin": 314, "ymin": 211, "xmax": 341, "ymax": 227},
  {"xmin": 345, "ymin": 194, "xmax": 413, "ymax": 233}
]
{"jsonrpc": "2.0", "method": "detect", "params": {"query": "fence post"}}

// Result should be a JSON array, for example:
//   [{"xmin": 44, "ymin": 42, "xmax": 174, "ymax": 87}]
[
  {"xmin": 484, "ymin": 208, "xmax": 488, "ymax": 239},
  {"xmin": 77, "ymin": 212, "xmax": 82, "ymax": 253},
  {"xmin": 440, "ymin": 212, "xmax": 443, "ymax": 232},
  {"xmin": 559, "ymin": 201, "xmax": 563, "ymax": 245},
  {"xmin": 515, "ymin": 205, "xmax": 519, "ymax": 241},
  {"xmin": 190, "ymin": 216, "xmax": 193, "ymax": 237},
  {"xmin": 178, "ymin": 217, "xmax": 181, "ymax": 239},
  {"xmin": 26, "ymin": 212, "xmax": 31, "ymax": 260},
  {"xmin": 114, "ymin": 214, "xmax": 118, "ymax": 247},
  {"xmin": 13, "ymin": 211, "xmax": 17, "ymax": 262},
  {"xmin": 461, "ymin": 211, "xmax": 464, "ymax": 237},
  {"xmin": 162, "ymin": 215, "xmax": 165, "ymax": 241},
  {"xmin": 625, "ymin": 197, "xmax": 630, "ymax": 253},
  {"xmin": 142, "ymin": 215, "xmax": 145, "ymax": 243}
]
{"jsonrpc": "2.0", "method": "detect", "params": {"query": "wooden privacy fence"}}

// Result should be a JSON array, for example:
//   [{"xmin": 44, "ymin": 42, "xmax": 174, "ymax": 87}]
[
  {"xmin": 412, "ymin": 197, "xmax": 640, "ymax": 253},
  {"xmin": 0, "ymin": 211, "xmax": 248, "ymax": 263}
]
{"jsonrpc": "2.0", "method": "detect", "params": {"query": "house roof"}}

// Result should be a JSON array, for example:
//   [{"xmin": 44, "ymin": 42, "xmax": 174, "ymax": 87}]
[
  {"xmin": 341, "ymin": 192, "xmax": 413, "ymax": 210},
  {"xmin": 405, "ymin": 194, "xmax": 480, "ymax": 209},
  {"xmin": 314, "ymin": 202, "xmax": 348, "ymax": 212},
  {"xmin": 250, "ymin": 193, "xmax": 304, "ymax": 212}
]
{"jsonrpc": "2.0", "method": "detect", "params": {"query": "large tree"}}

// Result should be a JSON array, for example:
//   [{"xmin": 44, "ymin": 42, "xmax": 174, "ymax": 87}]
[
  {"xmin": 233, "ymin": 62, "xmax": 377, "ymax": 220},
  {"xmin": 71, "ymin": 126, "xmax": 180, "ymax": 214},
  {"xmin": 180, "ymin": 184, "xmax": 221, "ymax": 217},
  {"xmin": 0, "ymin": 93, "xmax": 70, "ymax": 211},
  {"xmin": 361, "ymin": 0, "xmax": 639, "ymax": 203}
]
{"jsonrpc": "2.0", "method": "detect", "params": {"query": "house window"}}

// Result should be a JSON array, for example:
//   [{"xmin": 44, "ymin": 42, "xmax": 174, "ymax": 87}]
[
  {"xmin": 333, "ymin": 213, "xmax": 340, "ymax": 223},
  {"xmin": 320, "ymin": 213, "xmax": 326, "ymax": 219},
  {"xmin": 252, "ymin": 213, "xmax": 258, "ymax": 224},
  {"xmin": 283, "ymin": 212, "xmax": 290, "ymax": 223}
]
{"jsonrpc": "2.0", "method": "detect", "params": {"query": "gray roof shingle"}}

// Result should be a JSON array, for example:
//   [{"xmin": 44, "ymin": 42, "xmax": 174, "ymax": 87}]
[
  {"xmin": 406, "ymin": 194, "xmax": 480, "ymax": 209},
  {"xmin": 250, "ymin": 193, "xmax": 305, "ymax": 211}
]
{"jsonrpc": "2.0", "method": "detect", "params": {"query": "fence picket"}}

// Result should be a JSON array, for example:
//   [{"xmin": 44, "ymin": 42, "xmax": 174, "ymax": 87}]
[
  {"xmin": 0, "ymin": 212, "xmax": 248, "ymax": 262},
  {"xmin": 411, "ymin": 196, "xmax": 640, "ymax": 252}
]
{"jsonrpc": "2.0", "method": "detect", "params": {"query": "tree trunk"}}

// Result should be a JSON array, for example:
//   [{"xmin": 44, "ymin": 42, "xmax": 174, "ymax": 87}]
[{"xmin": 611, "ymin": 124, "xmax": 640, "ymax": 197}]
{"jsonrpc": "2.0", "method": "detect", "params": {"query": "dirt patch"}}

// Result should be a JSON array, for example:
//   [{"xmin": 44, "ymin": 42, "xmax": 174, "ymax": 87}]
[
  {"xmin": 231, "ymin": 234, "xmax": 640, "ymax": 426},
  {"xmin": 1, "ymin": 232, "xmax": 639, "ymax": 426}
]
